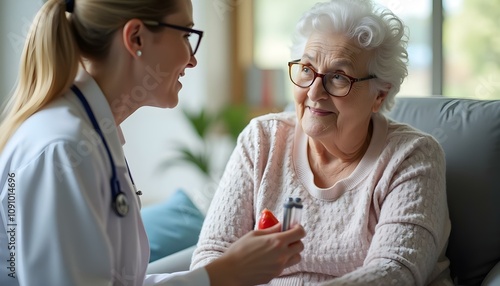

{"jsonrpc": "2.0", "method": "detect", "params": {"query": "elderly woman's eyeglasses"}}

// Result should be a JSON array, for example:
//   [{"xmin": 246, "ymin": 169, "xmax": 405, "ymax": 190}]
[
  {"xmin": 288, "ymin": 60, "xmax": 377, "ymax": 97},
  {"xmin": 142, "ymin": 20, "xmax": 204, "ymax": 56}
]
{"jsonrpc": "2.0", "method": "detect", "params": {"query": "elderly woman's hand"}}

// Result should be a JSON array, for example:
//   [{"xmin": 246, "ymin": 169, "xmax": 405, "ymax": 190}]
[{"xmin": 205, "ymin": 223, "xmax": 306, "ymax": 286}]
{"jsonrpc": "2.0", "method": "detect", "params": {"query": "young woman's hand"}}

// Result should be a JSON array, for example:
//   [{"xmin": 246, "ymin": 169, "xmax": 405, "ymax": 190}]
[{"xmin": 205, "ymin": 223, "xmax": 306, "ymax": 286}]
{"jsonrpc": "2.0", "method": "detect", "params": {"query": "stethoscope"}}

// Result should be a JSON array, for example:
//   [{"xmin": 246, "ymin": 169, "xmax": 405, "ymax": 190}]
[{"xmin": 71, "ymin": 85, "xmax": 141, "ymax": 217}]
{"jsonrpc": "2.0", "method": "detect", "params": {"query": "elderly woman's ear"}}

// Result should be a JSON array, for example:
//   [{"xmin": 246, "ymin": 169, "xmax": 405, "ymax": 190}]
[
  {"xmin": 372, "ymin": 92, "xmax": 387, "ymax": 113},
  {"xmin": 372, "ymin": 83, "xmax": 392, "ymax": 113}
]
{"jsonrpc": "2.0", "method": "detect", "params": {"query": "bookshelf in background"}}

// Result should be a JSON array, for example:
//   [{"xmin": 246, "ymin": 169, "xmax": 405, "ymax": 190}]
[
  {"xmin": 246, "ymin": 65, "xmax": 287, "ymax": 110},
  {"xmin": 230, "ymin": 0, "xmax": 286, "ymax": 120}
]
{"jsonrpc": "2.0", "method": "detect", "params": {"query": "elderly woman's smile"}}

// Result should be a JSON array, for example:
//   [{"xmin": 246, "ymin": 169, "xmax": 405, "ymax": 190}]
[{"xmin": 306, "ymin": 106, "xmax": 335, "ymax": 116}]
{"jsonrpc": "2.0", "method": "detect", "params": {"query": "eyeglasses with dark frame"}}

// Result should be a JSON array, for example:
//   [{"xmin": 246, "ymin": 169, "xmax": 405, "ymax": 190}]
[
  {"xmin": 142, "ymin": 20, "xmax": 204, "ymax": 56},
  {"xmin": 288, "ymin": 60, "xmax": 377, "ymax": 97}
]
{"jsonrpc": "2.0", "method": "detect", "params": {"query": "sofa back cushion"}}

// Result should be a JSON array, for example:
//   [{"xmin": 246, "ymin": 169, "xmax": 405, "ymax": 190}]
[{"xmin": 387, "ymin": 97, "xmax": 500, "ymax": 285}]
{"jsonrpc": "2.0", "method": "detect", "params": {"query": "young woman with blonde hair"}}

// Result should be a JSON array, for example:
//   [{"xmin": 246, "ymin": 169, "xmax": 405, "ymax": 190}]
[{"xmin": 0, "ymin": 0, "xmax": 305, "ymax": 285}]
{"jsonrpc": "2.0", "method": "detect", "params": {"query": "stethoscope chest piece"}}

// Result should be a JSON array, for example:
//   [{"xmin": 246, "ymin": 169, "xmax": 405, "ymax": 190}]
[{"xmin": 113, "ymin": 192, "xmax": 129, "ymax": 217}]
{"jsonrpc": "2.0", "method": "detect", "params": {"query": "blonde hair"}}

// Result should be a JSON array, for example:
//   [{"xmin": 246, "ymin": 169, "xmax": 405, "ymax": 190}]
[{"xmin": 0, "ymin": 0, "xmax": 178, "ymax": 152}]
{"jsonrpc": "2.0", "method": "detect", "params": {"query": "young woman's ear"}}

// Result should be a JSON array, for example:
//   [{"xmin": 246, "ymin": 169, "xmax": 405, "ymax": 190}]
[{"xmin": 122, "ymin": 19, "xmax": 145, "ymax": 59}]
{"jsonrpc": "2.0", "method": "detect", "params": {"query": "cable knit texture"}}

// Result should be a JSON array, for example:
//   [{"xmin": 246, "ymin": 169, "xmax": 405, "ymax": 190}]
[{"xmin": 191, "ymin": 111, "xmax": 453, "ymax": 286}]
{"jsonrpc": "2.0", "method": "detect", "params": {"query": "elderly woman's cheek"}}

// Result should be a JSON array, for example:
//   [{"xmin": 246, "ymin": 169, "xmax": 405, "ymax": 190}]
[
  {"xmin": 293, "ymin": 89, "xmax": 307, "ymax": 119},
  {"xmin": 293, "ymin": 85, "xmax": 308, "ymax": 103}
]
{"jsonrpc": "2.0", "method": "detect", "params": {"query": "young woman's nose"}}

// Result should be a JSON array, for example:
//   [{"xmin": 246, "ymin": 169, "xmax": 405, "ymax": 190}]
[{"xmin": 187, "ymin": 54, "xmax": 198, "ymax": 68}]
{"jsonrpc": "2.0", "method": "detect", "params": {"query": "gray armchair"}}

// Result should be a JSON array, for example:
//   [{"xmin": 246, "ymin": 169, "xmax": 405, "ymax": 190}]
[{"xmin": 387, "ymin": 97, "xmax": 500, "ymax": 286}]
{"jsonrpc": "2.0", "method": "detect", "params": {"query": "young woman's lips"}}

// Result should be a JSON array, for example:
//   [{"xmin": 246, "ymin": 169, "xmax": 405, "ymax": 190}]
[{"xmin": 308, "ymin": 106, "xmax": 333, "ymax": 116}]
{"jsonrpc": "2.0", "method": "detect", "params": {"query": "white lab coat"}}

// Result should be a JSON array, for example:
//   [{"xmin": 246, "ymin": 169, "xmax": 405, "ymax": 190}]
[{"xmin": 0, "ymin": 71, "xmax": 209, "ymax": 286}]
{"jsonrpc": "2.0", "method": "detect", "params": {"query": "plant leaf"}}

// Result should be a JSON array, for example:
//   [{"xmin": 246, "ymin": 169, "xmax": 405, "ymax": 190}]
[
  {"xmin": 183, "ymin": 108, "xmax": 215, "ymax": 139},
  {"xmin": 159, "ymin": 145, "xmax": 211, "ymax": 177},
  {"xmin": 218, "ymin": 104, "xmax": 250, "ymax": 141}
]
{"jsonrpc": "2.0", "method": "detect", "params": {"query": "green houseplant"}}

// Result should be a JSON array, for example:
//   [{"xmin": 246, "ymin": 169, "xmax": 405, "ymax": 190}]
[{"xmin": 160, "ymin": 104, "xmax": 250, "ymax": 181}]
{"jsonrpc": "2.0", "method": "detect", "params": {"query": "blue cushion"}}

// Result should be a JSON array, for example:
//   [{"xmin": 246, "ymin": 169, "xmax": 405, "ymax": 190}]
[{"xmin": 141, "ymin": 189, "xmax": 205, "ymax": 262}]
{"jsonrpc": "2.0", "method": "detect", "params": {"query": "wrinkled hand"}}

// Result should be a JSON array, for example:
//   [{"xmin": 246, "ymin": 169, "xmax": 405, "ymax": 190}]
[{"xmin": 206, "ymin": 223, "xmax": 306, "ymax": 286}]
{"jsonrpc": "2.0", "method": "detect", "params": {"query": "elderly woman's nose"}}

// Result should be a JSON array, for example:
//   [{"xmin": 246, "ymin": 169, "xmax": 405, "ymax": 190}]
[{"xmin": 307, "ymin": 77, "xmax": 329, "ymax": 101}]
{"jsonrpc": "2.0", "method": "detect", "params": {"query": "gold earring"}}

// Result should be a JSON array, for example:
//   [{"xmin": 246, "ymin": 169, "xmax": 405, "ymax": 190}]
[{"xmin": 136, "ymin": 50, "xmax": 142, "ymax": 57}]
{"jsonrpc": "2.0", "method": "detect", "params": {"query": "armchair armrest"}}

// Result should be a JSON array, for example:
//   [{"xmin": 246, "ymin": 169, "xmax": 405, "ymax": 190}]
[
  {"xmin": 481, "ymin": 261, "xmax": 500, "ymax": 286},
  {"xmin": 146, "ymin": 245, "xmax": 196, "ymax": 274}
]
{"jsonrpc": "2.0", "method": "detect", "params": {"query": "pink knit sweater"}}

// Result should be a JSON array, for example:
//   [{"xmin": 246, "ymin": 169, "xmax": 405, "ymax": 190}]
[{"xmin": 191, "ymin": 111, "xmax": 453, "ymax": 286}]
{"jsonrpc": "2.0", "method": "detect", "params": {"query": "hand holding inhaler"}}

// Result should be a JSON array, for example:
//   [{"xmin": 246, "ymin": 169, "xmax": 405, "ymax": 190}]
[
  {"xmin": 282, "ymin": 197, "xmax": 303, "ymax": 231},
  {"xmin": 257, "ymin": 197, "xmax": 303, "ymax": 231}
]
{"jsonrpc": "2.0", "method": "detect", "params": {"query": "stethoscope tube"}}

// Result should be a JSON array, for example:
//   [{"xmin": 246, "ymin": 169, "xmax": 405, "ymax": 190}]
[{"xmin": 71, "ymin": 85, "xmax": 130, "ymax": 217}]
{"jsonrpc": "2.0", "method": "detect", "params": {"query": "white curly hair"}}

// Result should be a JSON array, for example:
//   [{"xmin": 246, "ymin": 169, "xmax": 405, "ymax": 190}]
[{"xmin": 290, "ymin": 0, "xmax": 409, "ymax": 112}]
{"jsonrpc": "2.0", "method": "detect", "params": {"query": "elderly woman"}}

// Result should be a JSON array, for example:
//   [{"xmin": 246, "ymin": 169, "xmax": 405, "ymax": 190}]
[{"xmin": 191, "ymin": 0, "xmax": 452, "ymax": 285}]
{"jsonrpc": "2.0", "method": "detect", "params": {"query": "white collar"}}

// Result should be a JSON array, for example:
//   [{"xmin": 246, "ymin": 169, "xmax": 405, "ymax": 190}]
[{"xmin": 71, "ymin": 68, "xmax": 127, "ymax": 167}]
